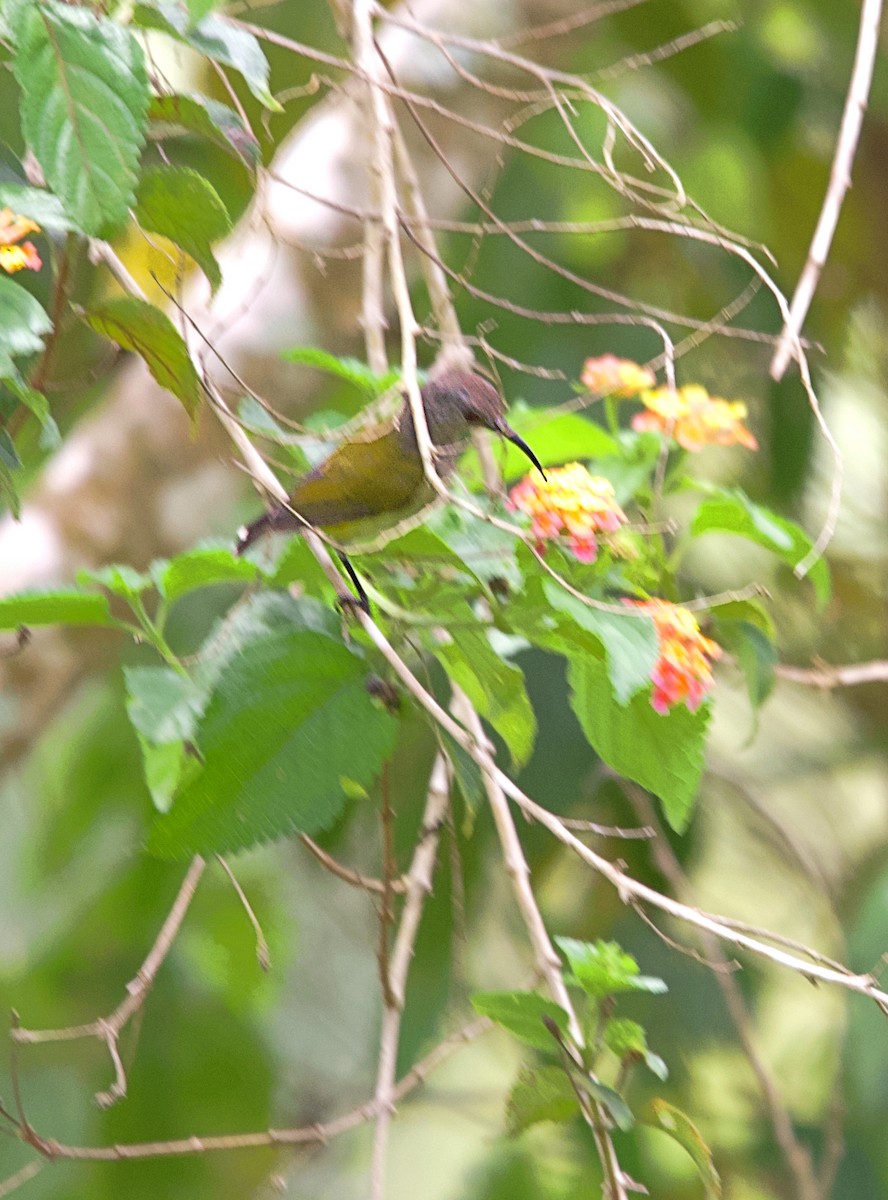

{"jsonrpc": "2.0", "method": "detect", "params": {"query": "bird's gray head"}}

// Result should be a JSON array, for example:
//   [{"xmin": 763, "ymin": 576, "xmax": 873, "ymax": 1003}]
[{"xmin": 417, "ymin": 370, "xmax": 545, "ymax": 476}]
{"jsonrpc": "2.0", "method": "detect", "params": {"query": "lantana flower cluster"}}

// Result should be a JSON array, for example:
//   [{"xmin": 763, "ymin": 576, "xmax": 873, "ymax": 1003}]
[
  {"xmin": 632, "ymin": 385, "xmax": 758, "ymax": 452},
  {"xmin": 630, "ymin": 598, "xmax": 722, "ymax": 715},
  {"xmin": 508, "ymin": 462, "xmax": 626, "ymax": 563},
  {"xmin": 581, "ymin": 354, "xmax": 655, "ymax": 398},
  {"xmin": 0, "ymin": 208, "xmax": 42, "ymax": 275}
]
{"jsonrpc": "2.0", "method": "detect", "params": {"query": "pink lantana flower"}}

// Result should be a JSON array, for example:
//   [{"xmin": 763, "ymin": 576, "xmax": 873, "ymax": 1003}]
[
  {"xmin": 632, "ymin": 385, "xmax": 758, "ymax": 452},
  {"xmin": 628, "ymin": 598, "xmax": 722, "ymax": 714},
  {"xmin": 509, "ymin": 462, "xmax": 626, "ymax": 563}
]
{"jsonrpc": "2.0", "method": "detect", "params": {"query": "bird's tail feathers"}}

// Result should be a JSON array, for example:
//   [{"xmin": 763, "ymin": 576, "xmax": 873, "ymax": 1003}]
[{"xmin": 235, "ymin": 505, "xmax": 299, "ymax": 556}]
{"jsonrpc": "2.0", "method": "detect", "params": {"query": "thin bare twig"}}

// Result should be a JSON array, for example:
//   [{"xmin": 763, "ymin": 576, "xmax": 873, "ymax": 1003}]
[
  {"xmin": 451, "ymin": 690, "xmax": 631, "ymax": 1200},
  {"xmin": 0, "ymin": 1161, "xmax": 44, "ymax": 1199},
  {"xmin": 12, "ymin": 857, "xmax": 206, "ymax": 1107},
  {"xmin": 771, "ymin": 0, "xmax": 883, "ymax": 380},
  {"xmin": 776, "ymin": 659, "xmax": 888, "ymax": 689},
  {"xmin": 625, "ymin": 784, "xmax": 821, "ymax": 1200},
  {"xmin": 377, "ymin": 761, "xmax": 398, "ymax": 1011},
  {"xmin": 370, "ymin": 756, "xmax": 450, "ymax": 1200},
  {"xmin": 348, "ymin": 617, "xmax": 888, "ymax": 1011},
  {"xmin": 299, "ymin": 833, "xmax": 409, "ymax": 894},
  {"xmin": 0, "ymin": 1014, "xmax": 491, "ymax": 1168}
]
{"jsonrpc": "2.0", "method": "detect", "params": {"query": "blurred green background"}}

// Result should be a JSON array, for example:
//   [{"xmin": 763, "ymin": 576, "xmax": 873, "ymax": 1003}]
[{"xmin": 2, "ymin": 1, "xmax": 888, "ymax": 1197}]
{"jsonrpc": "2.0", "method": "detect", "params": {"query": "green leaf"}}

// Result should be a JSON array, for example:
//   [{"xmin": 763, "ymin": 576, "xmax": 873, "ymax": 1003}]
[
  {"xmin": 0, "ymin": 183, "xmax": 73, "ymax": 232},
  {"xmin": 645, "ymin": 1099, "xmax": 722, "ymax": 1198},
  {"xmin": 0, "ymin": 277, "xmax": 51, "ymax": 376},
  {"xmin": 364, "ymin": 526, "xmax": 477, "ymax": 577},
  {"xmin": 506, "ymin": 1066, "xmax": 579, "ymax": 1136},
  {"xmin": 15, "ymin": 3, "xmax": 149, "ymax": 236},
  {"xmin": 582, "ymin": 1079, "xmax": 635, "ymax": 1132},
  {"xmin": 234, "ymin": 397, "xmax": 311, "ymax": 474},
  {"xmin": 86, "ymin": 297, "xmax": 202, "ymax": 423},
  {"xmin": 77, "ymin": 563, "xmax": 153, "ymax": 599},
  {"xmin": 0, "ymin": 588, "xmax": 114, "ymax": 629},
  {"xmin": 281, "ymin": 347, "xmax": 401, "ymax": 398},
  {"xmin": 251, "ymin": 536, "xmax": 330, "ymax": 597},
  {"xmin": 715, "ymin": 619, "xmax": 777, "ymax": 709},
  {"xmin": 147, "ymin": 595, "xmax": 399, "ymax": 857},
  {"xmin": 153, "ymin": 543, "xmax": 259, "ymax": 603},
  {"xmin": 435, "ymin": 628, "xmax": 536, "ymax": 768},
  {"xmin": 603, "ymin": 1017, "xmax": 647, "ymax": 1058},
  {"xmin": 706, "ymin": 597, "xmax": 775, "ymax": 638},
  {"xmin": 148, "ymin": 93, "xmax": 260, "ymax": 165},
  {"xmin": 0, "ymin": 430, "xmax": 21, "ymax": 471},
  {"xmin": 125, "ymin": 666, "xmax": 204, "ymax": 743},
  {"xmin": 597, "ymin": 429, "xmax": 663, "ymax": 504},
  {"xmin": 5, "ymin": 375, "xmax": 60, "ymax": 449},
  {"xmin": 691, "ymin": 491, "xmax": 830, "ymax": 604},
  {"xmin": 186, "ymin": 0, "xmax": 218, "ymax": 19},
  {"xmin": 0, "ymin": 457, "xmax": 20, "ymax": 518},
  {"xmin": 542, "ymin": 583, "xmax": 658, "ymax": 704},
  {"xmin": 441, "ymin": 730, "xmax": 485, "ymax": 820},
  {"xmin": 136, "ymin": 735, "xmax": 187, "ymax": 812},
  {"xmin": 432, "ymin": 508, "xmax": 521, "ymax": 588},
  {"xmin": 604, "ymin": 1018, "xmax": 668, "ymax": 1080},
  {"xmin": 568, "ymin": 654, "xmax": 709, "ymax": 832},
  {"xmin": 470, "ymin": 990, "xmax": 570, "ymax": 1052},
  {"xmin": 135, "ymin": 166, "xmax": 232, "ymax": 293},
  {"xmin": 556, "ymin": 938, "xmax": 667, "ymax": 999},
  {"xmin": 133, "ymin": 2, "xmax": 280, "ymax": 111}
]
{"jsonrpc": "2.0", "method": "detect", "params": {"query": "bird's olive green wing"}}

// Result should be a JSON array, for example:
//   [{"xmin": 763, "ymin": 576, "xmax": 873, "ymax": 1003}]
[{"xmin": 288, "ymin": 427, "xmax": 427, "ymax": 527}]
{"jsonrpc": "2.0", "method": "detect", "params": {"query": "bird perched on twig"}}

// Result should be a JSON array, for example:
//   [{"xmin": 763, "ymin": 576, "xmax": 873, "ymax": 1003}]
[{"xmin": 236, "ymin": 369, "xmax": 544, "ymax": 556}]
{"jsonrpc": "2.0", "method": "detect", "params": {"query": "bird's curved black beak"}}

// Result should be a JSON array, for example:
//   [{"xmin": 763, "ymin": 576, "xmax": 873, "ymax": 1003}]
[{"xmin": 495, "ymin": 419, "xmax": 547, "ymax": 480}]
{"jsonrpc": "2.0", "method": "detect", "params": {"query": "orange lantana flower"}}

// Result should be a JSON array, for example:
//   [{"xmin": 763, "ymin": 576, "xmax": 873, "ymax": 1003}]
[
  {"xmin": 632, "ymin": 385, "xmax": 757, "ymax": 451},
  {"xmin": 0, "ymin": 207, "xmax": 42, "ymax": 274},
  {"xmin": 629, "ymin": 598, "xmax": 721, "ymax": 715},
  {"xmin": 509, "ymin": 462, "xmax": 626, "ymax": 563},
  {"xmin": 581, "ymin": 355, "xmax": 655, "ymax": 398}
]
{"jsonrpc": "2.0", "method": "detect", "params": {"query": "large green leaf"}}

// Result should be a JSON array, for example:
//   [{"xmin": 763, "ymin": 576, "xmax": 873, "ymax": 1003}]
[
  {"xmin": 0, "ymin": 457, "xmax": 20, "ymax": 518},
  {"xmin": 136, "ymin": 734, "xmax": 188, "ymax": 813},
  {"xmin": 0, "ymin": 588, "xmax": 114, "ymax": 628},
  {"xmin": 556, "ymin": 938, "xmax": 667, "ymax": 998},
  {"xmin": 604, "ymin": 1018, "xmax": 668, "ymax": 1080},
  {"xmin": 0, "ymin": 183, "xmax": 73, "ymax": 232},
  {"xmin": 77, "ymin": 562, "xmax": 153, "ymax": 599},
  {"xmin": 15, "ymin": 3, "xmax": 149, "ymax": 236},
  {"xmin": 714, "ymin": 618, "xmax": 777, "ymax": 710},
  {"xmin": 133, "ymin": 2, "xmax": 280, "ymax": 111},
  {"xmin": 0, "ymin": 278, "xmax": 51, "ymax": 377},
  {"xmin": 148, "ymin": 93, "xmax": 260, "ymax": 164},
  {"xmin": 135, "ymin": 167, "xmax": 232, "ymax": 293},
  {"xmin": 281, "ymin": 347, "xmax": 401, "ymax": 398},
  {"xmin": 542, "ymin": 582, "xmax": 658, "ymax": 704},
  {"xmin": 645, "ymin": 1100, "xmax": 722, "ymax": 1197},
  {"xmin": 147, "ymin": 595, "xmax": 399, "ymax": 857},
  {"xmin": 567, "ymin": 654, "xmax": 709, "ymax": 832},
  {"xmin": 471, "ymin": 990, "xmax": 570, "ymax": 1052},
  {"xmin": 432, "ymin": 508, "xmax": 522, "ymax": 587},
  {"xmin": 691, "ymin": 490, "xmax": 830, "ymax": 604},
  {"xmin": 152, "ymin": 543, "xmax": 259, "ymax": 603},
  {"xmin": 86, "ymin": 297, "xmax": 203, "ymax": 422},
  {"xmin": 4, "ymin": 374, "xmax": 60, "ymax": 450},
  {"xmin": 506, "ymin": 1065, "xmax": 579, "ymax": 1136},
  {"xmin": 434, "ymin": 627, "xmax": 537, "ymax": 767},
  {"xmin": 125, "ymin": 666, "xmax": 205, "ymax": 744}
]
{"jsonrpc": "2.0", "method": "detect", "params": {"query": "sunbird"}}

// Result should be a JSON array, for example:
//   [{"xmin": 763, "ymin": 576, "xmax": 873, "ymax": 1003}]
[{"xmin": 236, "ymin": 369, "xmax": 544, "ymax": 555}]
